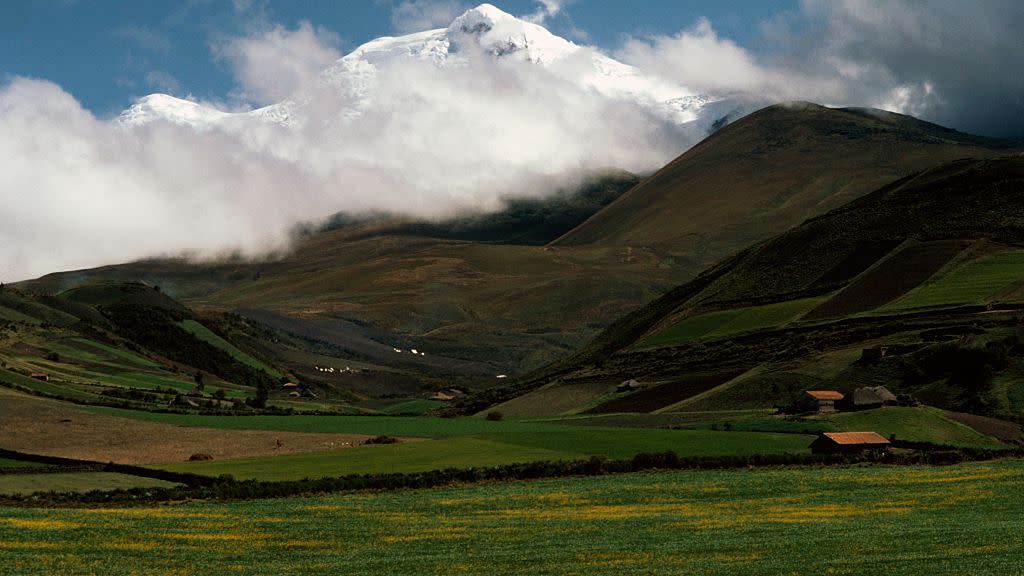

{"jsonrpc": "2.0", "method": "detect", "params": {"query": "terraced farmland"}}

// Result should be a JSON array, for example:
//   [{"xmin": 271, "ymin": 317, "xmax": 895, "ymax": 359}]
[
  {"xmin": 638, "ymin": 296, "xmax": 826, "ymax": 349},
  {"xmin": 584, "ymin": 370, "xmax": 747, "ymax": 414},
  {"xmin": 702, "ymin": 297, "xmax": 828, "ymax": 338},
  {"xmin": 637, "ymin": 309, "xmax": 741, "ymax": 348},
  {"xmin": 881, "ymin": 249, "xmax": 1024, "ymax": 311},
  {"xmin": 3, "ymin": 460, "xmax": 1023, "ymax": 575},
  {"xmin": 804, "ymin": 239, "xmax": 970, "ymax": 320},
  {"xmin": 178, "ymin": 319, "xmax": 282, "ymax": 378},
  {"xmin": 487, "ymin": 380, "xmax": 614, "ymax": 417}
]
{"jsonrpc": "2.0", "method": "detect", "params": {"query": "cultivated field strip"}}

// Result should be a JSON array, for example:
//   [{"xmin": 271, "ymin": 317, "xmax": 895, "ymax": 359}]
[
  {"xmin": 803, "ymin": 239, "xmax": 971, "ymax": 320},
  {"xmin": 1, "ymin": 460, "xmax": 1022, "ymax": 575}
]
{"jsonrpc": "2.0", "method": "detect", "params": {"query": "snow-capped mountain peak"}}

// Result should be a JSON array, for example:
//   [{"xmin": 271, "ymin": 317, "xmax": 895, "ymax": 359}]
[
  {"xmin": 119, "ymin": 4, "xmax": 747, "ymax": 133},
  {"xmin": 446, "ymin": 3, "xmax": 578, "ymax": 64}
]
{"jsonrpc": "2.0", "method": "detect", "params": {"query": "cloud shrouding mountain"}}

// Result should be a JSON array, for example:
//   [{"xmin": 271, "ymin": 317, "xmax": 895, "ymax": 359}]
[
  {"xmin": 2, "ymin": 1, "xmax": 1024, "ymax": 282},
  {"xmin": 213, "ymin": 21, "xmax": 343, "ymax": 105},
  {"xmin": 618, "ymin": 0, "xmax": 1024, "ymax": 138},
  {"xmin": 0, "ymin": 11, "xmax": 693, "ymax": 281}
]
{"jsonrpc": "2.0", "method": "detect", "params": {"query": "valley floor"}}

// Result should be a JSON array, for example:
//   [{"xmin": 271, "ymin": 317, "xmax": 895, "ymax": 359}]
[{"xmin": 1, "ymin": 459, "xmax": 1021, "ymax": 575}]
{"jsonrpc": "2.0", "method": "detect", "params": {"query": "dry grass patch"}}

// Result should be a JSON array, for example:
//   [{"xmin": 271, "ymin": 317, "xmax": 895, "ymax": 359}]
[{"xmin": 0, "ymin": 392, "xmax": 373, "ymax": 464}]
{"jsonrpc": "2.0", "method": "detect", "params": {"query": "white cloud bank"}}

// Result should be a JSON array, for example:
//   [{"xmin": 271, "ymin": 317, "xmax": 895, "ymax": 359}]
[
  {"xmin": 0, "ymin": 24, "xmax": 687, "ymax": 281},
  {"xmin": 213, "ymin": 21, "xmax": 342, "ymax": 105},
  {"xmin": 616, "ymin": 0, "xmax": 1024, "ymax": 137}
]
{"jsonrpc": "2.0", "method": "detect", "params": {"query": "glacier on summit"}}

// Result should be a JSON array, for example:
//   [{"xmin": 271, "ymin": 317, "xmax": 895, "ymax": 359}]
[{"xmin": 120, "ymin": 4, "xmax": 745, "ymax": 135}]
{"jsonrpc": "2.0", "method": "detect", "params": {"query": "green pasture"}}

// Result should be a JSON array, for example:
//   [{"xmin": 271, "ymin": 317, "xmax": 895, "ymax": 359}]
[
  {"xmin": 638, "ymin": 297, "xmax": 825, "ymax": 349},
  {"xmin": 0, "ymin": 458, "xmax": 40, "ymax": 469},
  {"xmin": 82, "ymin": 410, "xmax": 550, "ymax": 436},
  {"xmin": 3, "ymin": 460, "xmax": 1024, "ymax": 575},
  {"xmin": 823, "ymin": 406, "xmax": 1003, "ymax": 447},
  {"xmin": 488, "ymin": 380, "xmax": 614, "ymax": 417},
  {"xmin": 702, "ymin": 297, "xmax": 827, "ymax": 338},
  {"xmin": 0, "ymin": 293, "xmax": 77, "ymax": 326},
  {"xmin": 178, "ymin": 320, "xmax": 282, "ymax": 378},
  {"xmin": 85, "ymin": 409, "xmax": 811, "ymax": 448},
  {"xmin": 69, "ymin": 338, "xmax": 159, "ymax": 368},
  {"xmin": 158, "ymin": 437, "xmax": 572, "ymax": 480},
  {"xmin": 371, "ymin": 399, "xmax": 445, "ymax": 415},
  {"xmin": 0, "ymin": 305, "xmax": 41, "ymax": 325},
  {"xmin": 637, "ymin": 310, "xmax": 740, "ymax": 348},
  {"xmin": 880, "ymin": 250, "xmax": 1024, "ymax": 311},
  {"xmin": 0, "ymin": 473, "xmax": 178, "ymax": 496},
  {"xmin": 0, "ymin": 369, "xmax": 104, "ymax": 402},
  {"xmin": 153, "ymin": 421, "xmax": 812, "ymax": 481}
]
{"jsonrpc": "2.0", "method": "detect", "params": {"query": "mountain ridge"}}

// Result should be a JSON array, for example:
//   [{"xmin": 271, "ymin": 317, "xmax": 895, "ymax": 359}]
[{"xmin": 553, "ymin": 102, "xmax": 1021, "ymax": 266}]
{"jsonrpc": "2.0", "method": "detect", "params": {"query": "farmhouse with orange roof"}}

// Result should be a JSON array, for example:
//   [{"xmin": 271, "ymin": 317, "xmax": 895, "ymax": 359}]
[
  {"xmin": 804, "ymin": 390, "xmax": 844, "ymax": 413},
  {"xmin": 810, "ymin": 432, "xmax": 891, "ymax": 454}
]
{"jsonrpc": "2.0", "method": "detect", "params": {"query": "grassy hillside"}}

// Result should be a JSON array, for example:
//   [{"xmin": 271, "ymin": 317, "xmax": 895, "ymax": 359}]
[
  {"xmin": 823, "ymin": 406, "xmax": 1002, "ymax": 447},
  {"xmin": 20, "ymin": 105, "xmax": 1018, "ymax": 376},
  {"xmin": 637, "ymin": 296, "xmax": 827, "ymax": 349},
  {"xmin": 18, "ymin": 237, "xmax": 683, "ymax": 375},
  {"xmin": 474, "ymin": 156, "xmax": 1024, "ymax": 423},
  {"xmin": 881, "ymin": 248, "xmax": 1024, "ymax": 311},
  {"xmin": 178, "ymin": 319, "xmax": 282, "ymax": 378},
  {"xmin": 556, "ymin": 103, "xmax": 1018, "ymax": 263},
  {"xmin": 0, "ymin": 284, "xmax": 379, "ymax": 413},
  {"xmin": 592, "ymin": 156, "xmax": 1024, "ymax": 353}
]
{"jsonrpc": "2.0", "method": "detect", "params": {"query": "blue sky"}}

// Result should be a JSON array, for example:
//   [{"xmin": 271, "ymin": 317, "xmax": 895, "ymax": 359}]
[{"xmin": 1, "ymin": 0, "xmax": 795, "ymax": 116}]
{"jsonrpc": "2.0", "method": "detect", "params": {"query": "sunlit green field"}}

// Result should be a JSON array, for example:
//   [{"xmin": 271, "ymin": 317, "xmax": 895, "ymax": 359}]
[
  {"xmin": 155, "ymin": 429, "xmax": 813, "ymax": 481},
  {"xmin": 824, "ymin": 407, "xmax": 1003, "ymax": 447},
  {"xmin": 178, "ymin": 319, "xmax": 282, "ymax": 378},
  {"xmin": 2, "ymin": 460, "xmax": 1022, "ymax": 575},
  {"xmin": 637, "ymin": 296, "xmax": 826, "ymax": 349},
  {"xmin": 880, "ymin": 250, "xmax": 1024, "ymax": 311}
]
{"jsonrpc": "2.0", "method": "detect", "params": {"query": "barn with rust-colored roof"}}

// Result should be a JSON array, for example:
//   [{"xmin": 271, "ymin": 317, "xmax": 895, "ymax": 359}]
[
  {"xmin": 804, "ymin": 390, "xmax": 844, "ymax": 413},
  {"xmin": 810, "ymin": 431, "xmax": 891, "ymax": 454}
]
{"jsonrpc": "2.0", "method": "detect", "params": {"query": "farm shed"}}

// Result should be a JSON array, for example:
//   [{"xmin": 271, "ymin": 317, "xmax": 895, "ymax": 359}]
[
  {"xmin": 850, "ymin": 386, "xmax": 898, "ymax": 410},
  {"xmin": 810, "ymin": 432, "xmax": 890, "ymax": 454},
  {"xmin": 804, "ymin": 390, "xmax": 844, "ymax": 413},
  {"xmin": 617, "ymin": 379, "xmax": 642, "ymax": 392},
  {"xmin": 169, "ymin": 395, "xmax": 199, "ymax": 408},
  {"xmin": 29, "ymin": 372, "xmax": 49, "ymax": 382}
]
